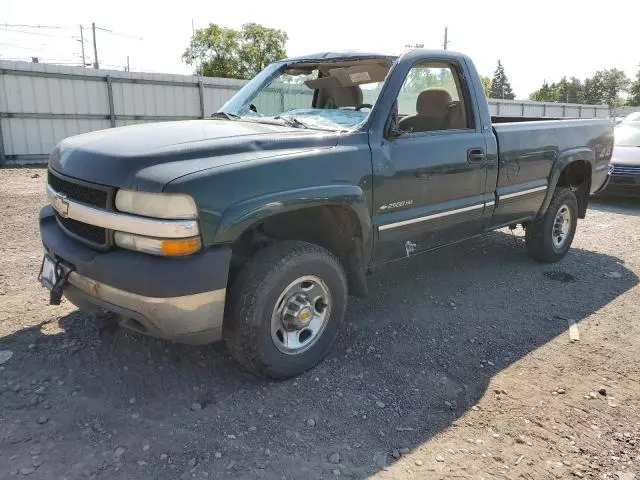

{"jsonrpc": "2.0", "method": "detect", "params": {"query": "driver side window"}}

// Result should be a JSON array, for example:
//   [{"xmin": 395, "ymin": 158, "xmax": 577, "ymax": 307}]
[{"xmin": 395, "ymin": 62, "xmax": 470, "ymax": 133}]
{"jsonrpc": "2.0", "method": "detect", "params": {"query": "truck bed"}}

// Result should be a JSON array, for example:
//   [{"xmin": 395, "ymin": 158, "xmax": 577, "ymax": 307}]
[
  {"xmin": 493, "ymin": 119, "xmax": 612, "ymax": 172},
  {"xmin": 487, "ymin": 118, "xmax": 613, "ymax": 227}
]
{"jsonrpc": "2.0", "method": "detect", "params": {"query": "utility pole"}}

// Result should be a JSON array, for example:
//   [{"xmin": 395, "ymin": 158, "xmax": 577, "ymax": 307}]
[
  {"xmin": 92, "ymin": 22, "xmax": 99, "ymax": 69},
  {"xmin": 79, "ymin": 25, "xmax": 86, "ymax": 68},
  {"xmin": 126, "ymin": 55, "xmax": 130, "ymax": 72},
  {"xmin": 192, "ymin": 18, "xmax": 201, "ymax": 77},
  {"xmin": 443, "ymin": 27, "xmax": 449, "ymax": 50}
]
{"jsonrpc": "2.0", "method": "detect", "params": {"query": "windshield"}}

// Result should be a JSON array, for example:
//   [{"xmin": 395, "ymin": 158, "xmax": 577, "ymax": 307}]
[
  {"xmin": 218, "ymin": 59, "xmax": 391, "ymax": 131},
  {"xmin": 615, "ymin": 126, "xmax": 640, "ymax": 147}
]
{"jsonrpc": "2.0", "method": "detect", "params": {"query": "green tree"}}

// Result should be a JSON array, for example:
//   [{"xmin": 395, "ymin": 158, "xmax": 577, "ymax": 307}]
[
  {"xmin": 565, "ymin": 77, "xmax": 584, "ymax": 104},
  {"xmin": 583, "ymin": 69, "xmax": 630, "ymax": 107},
  {"xmin": 530, "ymin": 80, "xmax": 553, "ymax": 102},
  {"xmin": 480, "ymin": 76, "xmax": 491, "ymax": 97},
  {"xmin": 583, "ymin": 73, "xmax": 605, "ymax": 105},
  {"xmin": 403, "ymin": 67, "xmax": 438, "ymax": 92},
  {"xmin": 182, "ymin": 23, "xmax": 288, "ymax": 79},
  {"xmin": 531, "ymin": 77, "xmax": 583, "ymax": 103},
  {"xmin": 629, "ymin": 65, "xmax": 640, "ymax": 106},
  {"xmin": 601, "ymin": 68, "xmax": 631, "ymax": 108},
  {"xmin": 490, "ymin": 60, "xmax": 515, "ymax": 99},
  {"xmin": 551, "ymin": 77, "xmax": 570, "ymax": 103}
]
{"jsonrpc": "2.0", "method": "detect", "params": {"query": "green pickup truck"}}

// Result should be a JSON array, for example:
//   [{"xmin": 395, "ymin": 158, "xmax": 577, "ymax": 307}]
[{"xmin": 39, "ymin": 49, "xmax": 614, "ymax": 378}]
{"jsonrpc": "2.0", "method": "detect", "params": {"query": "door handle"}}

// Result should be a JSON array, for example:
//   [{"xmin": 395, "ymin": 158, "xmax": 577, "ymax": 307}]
[{"xmin": 468, "ymin": 148, "xmax": 485, "ymax": 163}]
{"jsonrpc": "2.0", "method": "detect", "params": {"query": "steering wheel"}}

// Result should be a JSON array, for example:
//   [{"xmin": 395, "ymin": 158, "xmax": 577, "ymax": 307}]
[{"xmin": 355, "ymin": 103, "xmax": 373, "ymax": 111}]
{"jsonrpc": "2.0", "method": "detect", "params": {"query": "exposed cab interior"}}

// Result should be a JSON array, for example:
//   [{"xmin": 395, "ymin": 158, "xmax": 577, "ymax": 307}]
[{"xmin": 223, "ymin": 57, "xmax": 393, "ymax": 130}]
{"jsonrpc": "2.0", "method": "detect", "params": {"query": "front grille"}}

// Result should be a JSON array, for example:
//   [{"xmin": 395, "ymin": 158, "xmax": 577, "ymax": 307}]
[
  {"xmin": 48, "ymin": 171, "xmax": 109, "ymax": 208},
  {"xmin": 48, "ymin": 170, "xmax": 113, "ymax": 248},
  {"xmin": 56, "ymin": 215, "xmax": 107, "ymax": 245},
  {"xmin": 612, "ymin": 165, "xmax": 640, "ymax": 176}
]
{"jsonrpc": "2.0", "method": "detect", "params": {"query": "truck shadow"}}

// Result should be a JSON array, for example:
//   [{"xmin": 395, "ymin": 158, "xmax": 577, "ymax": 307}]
[
  {"xmin": 590, "ymin": 195, "xmax": 640, "ymax": 217},
  {"xmin": 1, "ymin": 230, "xmax": 637, "ymax": 479}
]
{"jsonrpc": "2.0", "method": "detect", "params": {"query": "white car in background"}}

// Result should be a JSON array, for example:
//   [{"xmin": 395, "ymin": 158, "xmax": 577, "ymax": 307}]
[
  {"xmin": 622, "ymin": 112, "xmax": 640, "ymax": 124},
  {"xmin": 602, "ymin": 121, "xmax": 640, "ymax": 197}
]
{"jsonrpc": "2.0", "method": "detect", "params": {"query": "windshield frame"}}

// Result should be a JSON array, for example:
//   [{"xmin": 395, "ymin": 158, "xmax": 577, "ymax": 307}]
[{"xmin": 218, "ymin": 55, "xmax": 396, "ymax": 132}]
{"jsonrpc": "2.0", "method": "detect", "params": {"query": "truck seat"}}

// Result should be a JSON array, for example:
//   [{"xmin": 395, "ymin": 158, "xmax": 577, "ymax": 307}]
[
  {"xmin": 317, "ymin": 85, "xmax": 363, "ymax": 109},
  {"xmin": 444, "ymin": 101, "xmax": 467, "ymax": 129},
  {"xmin": 399, "ymin": 88, "xmax": 454, "ymax": 132}
]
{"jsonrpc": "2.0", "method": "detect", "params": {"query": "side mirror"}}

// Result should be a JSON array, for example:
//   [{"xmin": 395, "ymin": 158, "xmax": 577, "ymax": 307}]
[
  {"xmin": 384, "ymin": 100, "xmax": 403, "ymax": 139},
  {"xmin": 386, "ymin": 125, "xmax": 405, "ymax": 139}
]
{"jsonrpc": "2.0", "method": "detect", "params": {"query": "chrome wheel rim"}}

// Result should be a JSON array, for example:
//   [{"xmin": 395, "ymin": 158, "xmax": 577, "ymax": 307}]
[
  {"xmin": 270, "ymin": 275, "xmax": 331, "ymax": 355},
  {"xmin": 552, "ymin": 204, "xmax": 572, "ymax": 249}
]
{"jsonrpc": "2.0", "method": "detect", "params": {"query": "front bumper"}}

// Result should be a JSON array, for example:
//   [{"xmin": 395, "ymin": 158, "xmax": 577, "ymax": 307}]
[
  {"xmin": 599, "ymin": 182, "xmax": 640, "ymax": 198},
  {"xmin": 40, "ymin": 205, "xmax": 231, "ymax": 344},
  {"xmin": 594, "ymin": 162, "xmax": 640, "ymax": 198},
  {"xmin": 599, "ymin": 175, "xmax": 640, "ymax": 198}
]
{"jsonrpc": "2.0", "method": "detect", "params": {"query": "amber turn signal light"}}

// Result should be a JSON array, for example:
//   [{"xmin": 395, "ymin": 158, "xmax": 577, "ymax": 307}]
[{"xmin": 160, "ymin": 238, "xmax": 201, "ymax": 256}]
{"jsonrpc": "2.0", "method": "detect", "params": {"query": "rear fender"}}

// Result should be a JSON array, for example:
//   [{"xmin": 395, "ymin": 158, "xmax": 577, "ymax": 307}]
[{"xmin": 537, "ymin": 148, "xmax": 594, "ymax": 218}]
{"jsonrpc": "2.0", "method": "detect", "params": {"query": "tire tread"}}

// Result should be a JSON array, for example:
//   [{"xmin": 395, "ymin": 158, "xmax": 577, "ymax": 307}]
[
  {"xmin": 525, "ymin": 187, "xmax": 578, "ymax": 263},
  {"xmin": 224, "ymin": 241, "xmax": 347, "ymax": 379}
]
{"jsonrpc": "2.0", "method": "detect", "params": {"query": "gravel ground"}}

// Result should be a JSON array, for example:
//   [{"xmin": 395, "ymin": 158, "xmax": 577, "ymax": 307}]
[{"xmin": 1, "ymin": 167, "xmax": 639, "ymax": 480}]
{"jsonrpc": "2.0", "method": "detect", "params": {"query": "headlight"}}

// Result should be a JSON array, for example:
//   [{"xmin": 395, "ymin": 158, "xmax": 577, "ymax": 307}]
[
  {"xmin": 115, "ymin": 232, "xmax": 201, "ymax": 256},
  {"xmin": 115, "ymin": 190, "xmax": 198, "ymax": 219}
]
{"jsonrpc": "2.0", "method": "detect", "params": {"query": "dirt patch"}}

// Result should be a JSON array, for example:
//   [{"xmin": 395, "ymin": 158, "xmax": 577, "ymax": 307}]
[{"xmin": 1, "ymin": 168, "xmax": 639, "ymax": 479}]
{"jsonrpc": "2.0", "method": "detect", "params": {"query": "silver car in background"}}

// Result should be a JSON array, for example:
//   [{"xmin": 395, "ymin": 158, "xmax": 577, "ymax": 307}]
[{"xmin": 603, "ymin": 119, "xmax": 640, "ymax": 197}]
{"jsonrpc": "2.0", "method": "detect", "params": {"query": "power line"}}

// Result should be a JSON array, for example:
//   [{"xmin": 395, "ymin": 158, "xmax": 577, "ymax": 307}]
[
  {"xmin": 1, "ymin": 23, "xmax": 142, "ymax": 39},
  {"xmin": 0, "ymin": 23, "xmax": 76, "ymax": 30},
  {"xmin": 0, "ymin": 42, "xmax": 46, "ymax": 51},
  {"xmin": 0, "ymin": 27, "xmax": 72, "ymax": 38},
  {"xmin": 1, "ymin": 22, "xmax": 141, "ymax": 71},
  {"xmin": 93, "ymin": 26, "xmax": 143, "ymax": 40},
  {"xmin": 0, "ymin": 57, "xmax": 86, "ymax": 64}
]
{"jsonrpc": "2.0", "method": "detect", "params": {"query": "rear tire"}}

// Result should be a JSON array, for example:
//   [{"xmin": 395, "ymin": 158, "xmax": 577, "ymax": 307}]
[
  {"xmin": 224, "ymin": 241, "xmax": 347, "ymax": 379},
  {"xmin": 525, "ymin": 187, "xmax": 578, "ymax": 263}
]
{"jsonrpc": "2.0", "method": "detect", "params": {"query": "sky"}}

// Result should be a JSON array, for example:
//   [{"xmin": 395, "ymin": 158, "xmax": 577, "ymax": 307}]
[{"xmin": 1, "ymin": 0, "xmax": 639, "ymax": 99}]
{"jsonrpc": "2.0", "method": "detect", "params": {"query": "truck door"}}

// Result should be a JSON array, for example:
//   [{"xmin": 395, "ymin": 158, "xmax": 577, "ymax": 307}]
[{"xmin": 370, "ymin": 56, "xmax": 491, "ymax": 264}]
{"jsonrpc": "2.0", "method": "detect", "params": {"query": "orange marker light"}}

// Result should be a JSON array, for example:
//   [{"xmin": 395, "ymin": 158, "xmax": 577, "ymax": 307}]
[{"xmin": 161, "ymin": 237, "xmax": 201, "ymax": 256}]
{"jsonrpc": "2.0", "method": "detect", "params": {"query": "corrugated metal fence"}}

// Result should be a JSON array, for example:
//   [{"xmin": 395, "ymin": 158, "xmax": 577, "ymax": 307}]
[
  {"xmin": 0, "ymin": 59, "xmax": 631, "ymax": 166},
  {"xmin": 0, "ymin": 60, "xmax": 247, "ymax": 165}
]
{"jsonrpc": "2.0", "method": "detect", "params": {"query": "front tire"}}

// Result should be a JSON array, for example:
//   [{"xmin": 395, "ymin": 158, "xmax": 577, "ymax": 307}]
[
  {"xmin": 224, "ymin": 241, "xmax": 348, "ymax": 379},
  {"xmin": 525, "ymin": 187, "xmax": 578, "ymax": 263}
]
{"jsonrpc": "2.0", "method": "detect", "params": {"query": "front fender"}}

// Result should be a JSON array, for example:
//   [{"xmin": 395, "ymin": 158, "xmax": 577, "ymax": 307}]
[
  {"xmin": 537, "ymin": 147, "xmax": 594, "ymax": 216},
  {"xmin": 213, "ymin": 184, "xmax": 373, "ymax": 256}
]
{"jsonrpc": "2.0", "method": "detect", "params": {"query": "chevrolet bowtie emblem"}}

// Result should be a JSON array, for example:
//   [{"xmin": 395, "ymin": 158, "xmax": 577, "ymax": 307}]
[{"xmin": 53, "ymin": 192, "xmax": 70, "ymax": 218}]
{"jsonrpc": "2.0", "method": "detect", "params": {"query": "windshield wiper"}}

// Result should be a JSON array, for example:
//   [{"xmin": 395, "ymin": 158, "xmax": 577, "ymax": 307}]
[
  {"xmin": 211, "ymin": 111, "xmax": 240, "ymax": 120},
  {"xmin": 273, "ymin": 115, "xmax": 309, "ymax": 129}
]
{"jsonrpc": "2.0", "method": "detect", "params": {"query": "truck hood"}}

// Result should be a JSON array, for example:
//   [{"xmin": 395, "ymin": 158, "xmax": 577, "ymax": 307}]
[
  {"xmin": 611, "ymin": 145, "xmax": 640, "ymax": 166},
  {"xmin": 49, "ymin": 120, "xmax": 341, "ymax": 191}
]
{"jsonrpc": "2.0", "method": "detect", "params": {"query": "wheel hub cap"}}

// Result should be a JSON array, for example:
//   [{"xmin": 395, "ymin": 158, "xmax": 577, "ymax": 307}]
[
  {"xmin": 282, "ymin": 295, "xmax": 314, "ymax": 329},
  {"xmin": 552, "ymin": 204, "xmax": 572, "ymax": 248},
  {"xmin": 271, "ymin": 276, "xmax": 331, "ymax": 355}
]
